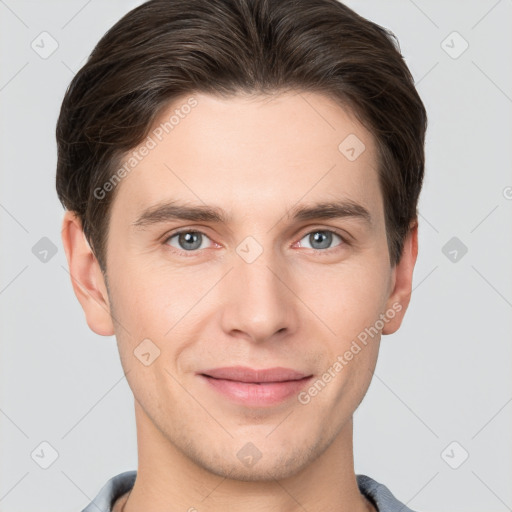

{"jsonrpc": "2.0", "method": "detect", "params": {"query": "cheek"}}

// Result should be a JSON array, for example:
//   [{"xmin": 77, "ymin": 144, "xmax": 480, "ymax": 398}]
[
  {"xmin": 109, "ymin": 259, "xmax": 179, "ymax": 326},
  {"xmin": 295, "ymin": 255, "xmax": 392, "ymax": 342},
  {"xmin": 109, "ymin": 235, "xmax": 392, "ymax": 349},
  {"xmin": 108, "ymin": 260, "xmax": 217, "ymax": 367}
]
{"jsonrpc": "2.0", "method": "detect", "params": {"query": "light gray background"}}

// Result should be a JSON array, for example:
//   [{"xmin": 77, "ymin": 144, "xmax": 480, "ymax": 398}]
[{"xmin": 1, "ymin": 1, "xmax": 511, "ymax": 511}]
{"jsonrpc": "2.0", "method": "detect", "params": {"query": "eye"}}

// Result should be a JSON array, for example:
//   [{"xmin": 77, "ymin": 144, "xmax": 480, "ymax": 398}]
[
  {"xmin": 297, "ymin": 229, "xmax": 345, "ymax": 251},
  {"xmin": 163, "ymin": 228, "xmax": 347, "ymax": 256},
  {"xmin": 165, "ymin": 230, "xmax": 213, "ymax": 252}
]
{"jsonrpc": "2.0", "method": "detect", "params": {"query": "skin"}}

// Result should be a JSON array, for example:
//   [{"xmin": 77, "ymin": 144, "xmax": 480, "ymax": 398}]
[{"xmin": 62, "ymin": 90, "xmax": 418, "ymax": 512}]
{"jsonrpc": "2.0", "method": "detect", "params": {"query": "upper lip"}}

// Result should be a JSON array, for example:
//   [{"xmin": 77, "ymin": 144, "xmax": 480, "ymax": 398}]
[{"xmin": 200, "ymin": 366, "xmax": 310, "ymax": 383}]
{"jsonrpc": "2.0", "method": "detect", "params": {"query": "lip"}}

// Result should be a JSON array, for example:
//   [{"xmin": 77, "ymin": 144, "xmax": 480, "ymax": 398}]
[
  {"xmin": 201, "ymin": 366, "xmax": 309, "ymax": 383},
  {"xmin": 198, "ymin": 366, "xmax": 313, "ymax": 407}
]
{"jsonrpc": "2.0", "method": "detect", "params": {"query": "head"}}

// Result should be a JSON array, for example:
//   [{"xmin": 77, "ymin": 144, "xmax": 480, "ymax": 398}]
[{"xmin": 57, "ymin": 0, "xmax": 426, "ymax": 481}]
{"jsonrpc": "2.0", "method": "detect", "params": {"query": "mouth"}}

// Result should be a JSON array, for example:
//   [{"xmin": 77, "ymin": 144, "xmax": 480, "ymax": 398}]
[{"xmin": 198, "ymin": 366, "xmax": 314, "ymax": 407}]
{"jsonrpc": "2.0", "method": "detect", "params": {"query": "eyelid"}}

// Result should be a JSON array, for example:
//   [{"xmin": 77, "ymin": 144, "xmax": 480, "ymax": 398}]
[
  {"xmin": 161, "ymin": 226, "xmax": 214, "ymax": 242},
  {"xmin": 163, "ymin": 228, "xmax": 217, "ymax": 256},
  {"xmin": 295, "ymin": 225, "xmax": 350, "ymax": 245}
]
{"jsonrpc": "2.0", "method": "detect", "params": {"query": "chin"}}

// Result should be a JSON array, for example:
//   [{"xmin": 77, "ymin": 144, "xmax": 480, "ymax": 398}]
[{"xmin": 187, "ymin": 437, "xmax": 320, "ymax": 482}]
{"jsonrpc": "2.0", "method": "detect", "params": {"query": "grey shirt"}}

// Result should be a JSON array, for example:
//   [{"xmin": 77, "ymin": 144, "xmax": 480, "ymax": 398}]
[{"xmin": 81, "ymin": 470, "xmax": 417, "ymax": 512}]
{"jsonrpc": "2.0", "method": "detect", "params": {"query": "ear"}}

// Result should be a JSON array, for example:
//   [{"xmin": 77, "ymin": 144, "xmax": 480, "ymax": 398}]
[
  {"xmin": 382, "ymin": 220, "xmax": 418, "ymax": 335},
  {"xmin": 61, "ymin": 211, "xmax": 115, "ymax": 336}
]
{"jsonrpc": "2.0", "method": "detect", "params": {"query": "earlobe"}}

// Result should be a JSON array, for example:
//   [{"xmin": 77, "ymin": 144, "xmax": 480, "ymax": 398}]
[
  {"xmin": 61, "ymin": 211, "xmax": 115, "ymax": 336},
  {"xmin": 382, "ymin": 220, "xmax": 418, "ymax": 335}
]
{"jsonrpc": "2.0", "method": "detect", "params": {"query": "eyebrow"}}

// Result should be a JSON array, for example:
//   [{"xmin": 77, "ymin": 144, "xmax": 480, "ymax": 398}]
[{"xmin": 131, "ymin": 199, "xmax": 372, "ymax": 229}]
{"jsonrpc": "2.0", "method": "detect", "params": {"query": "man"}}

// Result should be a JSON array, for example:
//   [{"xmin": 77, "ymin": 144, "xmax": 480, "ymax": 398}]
[{"xmin": 56, "ymin": 0, "xmax": 427, "ymax": 511}]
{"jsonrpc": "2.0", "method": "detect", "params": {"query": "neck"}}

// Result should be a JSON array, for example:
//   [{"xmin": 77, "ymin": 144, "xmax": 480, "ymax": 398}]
[{"xmin": 121, "ymin": 401, "xmax": 374, "ymax": 512}]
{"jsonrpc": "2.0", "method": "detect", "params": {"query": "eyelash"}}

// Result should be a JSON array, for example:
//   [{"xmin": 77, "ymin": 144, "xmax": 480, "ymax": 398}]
[{"xmin": 162, "ymin": 227, "xmax": 349, "ymax": 257}]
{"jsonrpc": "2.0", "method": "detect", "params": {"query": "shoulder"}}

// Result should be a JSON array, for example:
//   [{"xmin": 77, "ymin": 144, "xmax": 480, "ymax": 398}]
[
  {"xmin": 81, "ymin": 471, "xmax": 137, "ymax": 512},
  {"xmin": 356, "ymin": 474, "xmax": 419, "ymax": 512}
]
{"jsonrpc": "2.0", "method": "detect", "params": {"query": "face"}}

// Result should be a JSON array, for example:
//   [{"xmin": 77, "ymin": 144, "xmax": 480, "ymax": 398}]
[{"xmin": 63, "ymin": 90, "xmax": 417, "ymax": 481}]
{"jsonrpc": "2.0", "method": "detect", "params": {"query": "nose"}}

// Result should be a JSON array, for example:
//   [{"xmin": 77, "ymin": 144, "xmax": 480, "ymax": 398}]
[{"xmin": 218, "ymin": 249, "xmax": 299, "ymax": 344}]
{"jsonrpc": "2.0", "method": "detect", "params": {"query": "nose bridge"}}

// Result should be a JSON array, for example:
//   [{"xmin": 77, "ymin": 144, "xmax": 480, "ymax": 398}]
[{"xmin": 219, "ymin": 239, "xmax": 297, "ymax": 341}]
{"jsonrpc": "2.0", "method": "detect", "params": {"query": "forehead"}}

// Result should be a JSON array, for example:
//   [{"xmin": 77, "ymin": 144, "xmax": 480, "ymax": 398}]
[{"xmin": 110, "ymin": 90, "xmax": 382, "ymax": 226}]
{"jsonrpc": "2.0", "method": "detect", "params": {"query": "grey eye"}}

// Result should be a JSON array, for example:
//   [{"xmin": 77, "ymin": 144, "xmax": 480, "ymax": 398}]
[
  {"xmin": 299, "ymin": 230, "xmax": 342, "ymax": 250},
  {"xmin": 167, "ymin": 231, "xmax": 210, "ymax": 251}
]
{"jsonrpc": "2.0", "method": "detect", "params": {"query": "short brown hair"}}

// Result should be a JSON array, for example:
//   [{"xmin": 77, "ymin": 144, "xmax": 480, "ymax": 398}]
[{"xmin": 56, "ymin": 0, "xmax": 427, "ymax": 272}]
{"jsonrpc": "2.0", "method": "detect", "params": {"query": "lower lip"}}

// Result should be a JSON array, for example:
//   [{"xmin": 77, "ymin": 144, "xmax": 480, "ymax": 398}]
[{"xmin": 200, "ymin": 375, "xmax": 313, "ymax": 407}]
